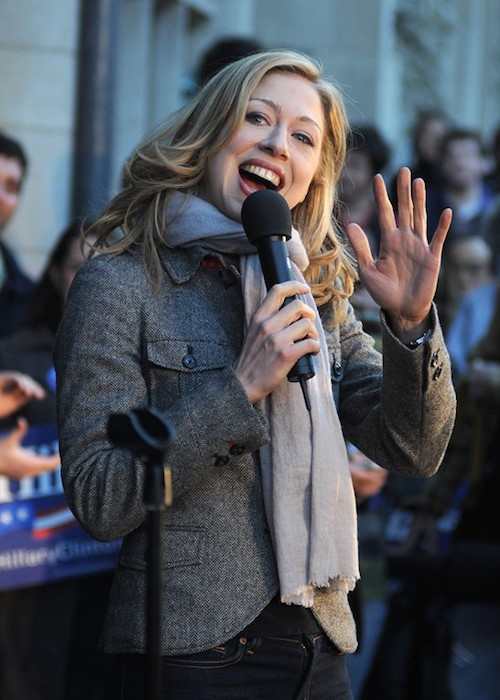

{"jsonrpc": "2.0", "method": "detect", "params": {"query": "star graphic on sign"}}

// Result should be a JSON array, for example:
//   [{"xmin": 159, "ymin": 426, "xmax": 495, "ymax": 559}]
[{"xmin": 0, "ymin": 510, "xmax": 13, "ymax": 525}]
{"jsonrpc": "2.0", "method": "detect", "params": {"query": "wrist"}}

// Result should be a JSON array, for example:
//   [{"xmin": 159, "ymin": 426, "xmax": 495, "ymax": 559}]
[
  {"xmin": 386, "ymin": 312, "xmax": 431, "ymax": 346},
  {"xmin": 233, "ymin": 368, "xmax": 259, "ymax": 405}
]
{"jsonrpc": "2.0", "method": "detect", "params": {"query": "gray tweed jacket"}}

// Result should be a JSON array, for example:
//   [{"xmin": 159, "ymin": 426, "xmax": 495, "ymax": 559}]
[{"xmin": 55, "ymin": 245, "xmax": 455, "ymax": 655}]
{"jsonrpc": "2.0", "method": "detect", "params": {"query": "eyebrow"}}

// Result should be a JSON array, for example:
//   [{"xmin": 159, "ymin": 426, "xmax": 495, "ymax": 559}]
[{"xmin": 248, "ymin": 97, "xmax": 323, "ymax": 134}]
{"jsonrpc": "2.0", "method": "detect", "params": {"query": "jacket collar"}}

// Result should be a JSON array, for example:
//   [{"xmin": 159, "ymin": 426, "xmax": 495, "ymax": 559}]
[{"xmin": 158, "ymin": 244, "xmax": 208, "ymax": 284}]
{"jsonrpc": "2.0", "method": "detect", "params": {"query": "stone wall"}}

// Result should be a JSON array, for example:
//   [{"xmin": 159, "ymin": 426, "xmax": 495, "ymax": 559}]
[{"xmin": 1, "ymin": 0, "xmax": 499, "ymax": 275}]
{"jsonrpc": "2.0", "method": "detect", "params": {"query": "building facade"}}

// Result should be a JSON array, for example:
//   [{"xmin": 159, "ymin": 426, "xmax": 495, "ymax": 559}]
[{"xmin": 1, "ymin": 0, "xmax": 499, "ymax": 276}]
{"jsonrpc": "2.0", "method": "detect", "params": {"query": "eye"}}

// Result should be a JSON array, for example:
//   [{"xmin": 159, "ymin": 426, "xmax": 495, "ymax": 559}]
[
  {"xmin": 294, "ymin": 132, "xmax": 314, "ymax": 147},
  {"xmin": 246, "ymin": 111, "xmax": 270, "ymax": 126}
]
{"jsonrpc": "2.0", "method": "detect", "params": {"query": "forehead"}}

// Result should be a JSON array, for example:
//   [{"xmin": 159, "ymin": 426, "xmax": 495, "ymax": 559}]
[
  {"xmin": 451, "ymin": 238, "xmax": 491, "ymax": 263},
  {"xmin": 0, "ymin": 154, "xmax": 23, "ymax": 182},
  {"xmin": 249, "ymin": 72, "xmax": 324, "ymax": 128},
  {"xmin": 422, "ymin": 118, "xmax": 446, "ymax": 135},
  {"xmin": 445, "ymin": 138, "xmax": 481, "ymax": 157}
]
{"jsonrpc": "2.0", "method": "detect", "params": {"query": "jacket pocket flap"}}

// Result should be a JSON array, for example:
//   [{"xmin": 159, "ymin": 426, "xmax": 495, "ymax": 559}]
[
  {"xmin": 147, "ymin": 339, "xmax": 232, "ymax": 372},
  {"xmin": 119, "ymin": 526, "xmax": 206, "ymax": 570}
]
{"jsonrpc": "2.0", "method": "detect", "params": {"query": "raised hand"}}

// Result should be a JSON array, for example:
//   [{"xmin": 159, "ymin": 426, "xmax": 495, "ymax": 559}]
[
  {"xmin": 0, "ymin": 371, "xmax": 46, "ymax": 419},
  {"xmin": 346, "ymin": 167, "xmax": 452, "ymax": 341},
  {"xmin": 0, "ymin": 418, "xmax": 60, "ymax": 479}
]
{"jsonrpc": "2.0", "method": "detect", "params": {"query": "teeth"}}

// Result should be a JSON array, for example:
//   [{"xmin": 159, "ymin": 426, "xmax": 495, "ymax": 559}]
[{"xmin": 240, "ymin": 164, "xmax": 280, "ymax": 188}]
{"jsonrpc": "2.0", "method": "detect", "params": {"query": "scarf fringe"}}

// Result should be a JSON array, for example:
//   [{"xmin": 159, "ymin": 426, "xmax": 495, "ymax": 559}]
[{"xmin": 281, "ymin": 575, "xmax": 359, "ymax": 607}]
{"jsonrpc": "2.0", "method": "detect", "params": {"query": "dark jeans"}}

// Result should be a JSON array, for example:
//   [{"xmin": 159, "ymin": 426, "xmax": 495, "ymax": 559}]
[{"xmin": 118, "ymin": 632, "xmax": 353, "ymax": 700}]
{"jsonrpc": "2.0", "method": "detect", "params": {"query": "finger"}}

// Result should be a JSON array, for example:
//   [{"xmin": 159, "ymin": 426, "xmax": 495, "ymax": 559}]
[
  {"xmin": 276, "ymin": 317, "xmax": 319, "ymax": 346},
  {"xmin": 259, "ymin": 281, "xmax": 310, "ymax": 316},
  {"xmin": 397, "ymin": 167, "xmax": 413, "ymax": 230},
  {"xmin": 412, "ymin": 178, "xmax": 427, "ymax": 241},
  {"xmin": 24, "ymin": 453, "xmax": 60, "ymax": 475},
  {"xmin": 253, "ymin": 282, "xmax": 311, "ymax": 329},
  {"xmin": 373, "ymin": 174, "xmax": 396, "ymax": 232},
  {"xmin": 346, "ymin": 223, "xmax": 374, "ymax": 269},
  {"xmin": 243, "ymin": 296, "xmax": 314, "ymax": 368},
  {"xmin": 282, "ymin": 337, "xmax": 321, "ymax": 366},
  {"xmin": 16, "ymin": 375, "xmax": 46, "ymax": 400},
  {"xmin": 259, "ymin": 299, "xmax": 316, "ymax": 337},
  {"xmin": 429, "ymin": 208, "xmax": 453, "ymax": 257},
  {"xmin": 11, "ymin": 417, "xmax": 29, "ymax": 444},
  {"xmin": 8, "ymin": 452, "xmax": 60, "ymax": 479}
]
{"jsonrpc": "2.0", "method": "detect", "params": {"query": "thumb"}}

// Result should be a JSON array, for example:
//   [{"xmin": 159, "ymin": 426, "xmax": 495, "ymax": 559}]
[
  {"xmin": 346, "ymin": 223, "xmax": 374, "ymax": 269},
  {"xmin": 11, "ymin": 417, "xmax": 29, "ymax": 444},
  {"xmin": 430, "ymin": 208, "xmax": 453, "ymax": 258}
]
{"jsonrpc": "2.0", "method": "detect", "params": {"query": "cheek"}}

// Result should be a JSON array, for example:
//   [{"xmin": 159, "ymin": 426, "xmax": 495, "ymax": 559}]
[
  {"xmin": 207, "ymin": 144, "xmax": 241, "ymax": 194},
  {"xmin": 291, "ymin": 155, "xmax": 321, "ymax": 202},
  {"xmin": 0, "ymin": 194, "xmax": 18, "ymax": 217}
]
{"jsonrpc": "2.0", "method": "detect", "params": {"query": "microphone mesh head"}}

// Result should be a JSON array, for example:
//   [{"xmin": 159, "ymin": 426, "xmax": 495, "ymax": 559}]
[{"xmin": 241, "ymin": 190, "xmax": 292, "ymax": 244}]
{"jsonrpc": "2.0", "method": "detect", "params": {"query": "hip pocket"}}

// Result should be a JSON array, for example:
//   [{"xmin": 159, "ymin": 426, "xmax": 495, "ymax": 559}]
[{"xmin": 164, "ymin": 635, "xmax": 248, "ymax": 669}]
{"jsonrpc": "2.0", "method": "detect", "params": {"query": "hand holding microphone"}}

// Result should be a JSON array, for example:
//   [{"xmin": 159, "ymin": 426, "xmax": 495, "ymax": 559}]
[{"xmin": 234, "ymin": 190, "xmax": 319, "ymax": 410}]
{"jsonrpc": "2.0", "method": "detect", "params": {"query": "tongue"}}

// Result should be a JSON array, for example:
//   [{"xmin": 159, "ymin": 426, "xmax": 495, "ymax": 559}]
[{"xmin": 240, "ymin": 171, "xmax": 267, "ymax": 192}]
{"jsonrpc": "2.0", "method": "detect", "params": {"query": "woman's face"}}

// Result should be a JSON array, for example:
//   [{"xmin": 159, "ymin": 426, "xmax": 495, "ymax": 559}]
[
  {"xmin": 201, "ymin": 71, "xmax": 325, "ymax": 221},
  {"xmin": 340, "ymin": 150, "xmax": 373, "ymax": 203},
  {"xmin": 417, "ymin": 118, "xmax": 447, "ymax": 163},
  {"xmin": 50, "ymin": 236, "xmax": 92, "ymax": 301}
]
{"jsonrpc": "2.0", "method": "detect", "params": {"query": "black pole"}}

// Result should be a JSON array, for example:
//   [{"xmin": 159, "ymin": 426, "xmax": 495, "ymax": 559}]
[
  {"xmin": 107, "ymin": 408, "xmax": 174, "ymax": 700},
  {"xmin": 145, "ymin": 467, "xmax": 164, "ymax": 698},
  {"xmin": 72, "ymin": 0, "xmax": 119, "ymax": 220}
]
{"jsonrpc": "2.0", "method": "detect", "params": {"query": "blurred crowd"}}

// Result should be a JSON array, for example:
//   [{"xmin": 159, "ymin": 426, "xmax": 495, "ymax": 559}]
[
  {"xmin": 0, "ymin": 37, "xmax": 499, "ymax": 700},
  {"xmin": 341, "ymin": 116, "xmax": 500, "ymax": 700}
]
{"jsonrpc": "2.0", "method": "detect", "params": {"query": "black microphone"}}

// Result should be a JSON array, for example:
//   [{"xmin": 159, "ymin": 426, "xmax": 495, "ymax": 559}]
[{"xmin": 241, "ymin": 189, "xmax": 315, "ymax": 411}]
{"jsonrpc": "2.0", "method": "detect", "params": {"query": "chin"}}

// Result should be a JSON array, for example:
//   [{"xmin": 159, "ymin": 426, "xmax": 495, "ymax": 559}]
[{"xmin": 220, "ymin": 193, "xmax": 244, "ymax": 222}]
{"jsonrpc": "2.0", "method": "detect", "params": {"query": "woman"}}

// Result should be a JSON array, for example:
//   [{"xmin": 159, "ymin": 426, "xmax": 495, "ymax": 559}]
[{"xmin": 55, "ymin": 51, "xmax": 455, "ymax": 699}]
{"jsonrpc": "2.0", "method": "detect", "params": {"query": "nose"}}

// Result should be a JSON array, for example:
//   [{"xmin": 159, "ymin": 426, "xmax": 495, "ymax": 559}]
[{"xmin": 259, "ymin": 124, "xmax": 289, "ymax": 160}]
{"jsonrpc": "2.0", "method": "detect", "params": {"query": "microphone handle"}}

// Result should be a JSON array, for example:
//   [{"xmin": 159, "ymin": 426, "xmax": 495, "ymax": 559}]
[{"xmin": 256, "ymin": 237, "xmax": 315, "ymax": 384}]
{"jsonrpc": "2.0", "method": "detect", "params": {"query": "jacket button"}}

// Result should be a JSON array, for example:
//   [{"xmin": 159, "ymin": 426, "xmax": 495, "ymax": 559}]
[
  {"xmin": 432, "ymin": 365, "xmax": 443, "ymax": 381},
  {"xmin": 229, "ymin": 444, "xmax": 245, "ymax": 456},
  {"xmin": 430, "ymin": 350, "xmax": 440, "ymax": 368},
  {"xmin": 214, "ymin": 455, "xmax": 230, "ymax": 466},
  {"xmin": 182, "ymin": 354, "xmax": 197, "ymax": 369}
]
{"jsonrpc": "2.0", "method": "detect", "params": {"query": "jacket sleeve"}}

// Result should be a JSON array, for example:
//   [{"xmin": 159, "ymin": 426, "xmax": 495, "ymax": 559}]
[
  {"xmin": 55, "ymin": 257, "xmax": 269, "ymax": 542},
  {"xmin": 338, "ymin": 301, "xmax": 456, "ymax": 477}
]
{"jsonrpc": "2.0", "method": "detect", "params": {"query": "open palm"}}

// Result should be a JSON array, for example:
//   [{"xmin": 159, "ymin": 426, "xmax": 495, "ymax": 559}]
[{"xmin": 346, "ymin": 167, "xmax": 452, "ymax": 328}]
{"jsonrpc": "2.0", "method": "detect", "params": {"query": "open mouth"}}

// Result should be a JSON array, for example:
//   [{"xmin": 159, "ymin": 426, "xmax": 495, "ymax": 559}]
[{"xmin": 239, "ymin": 163, "xmax": 282, "ymax": 192}]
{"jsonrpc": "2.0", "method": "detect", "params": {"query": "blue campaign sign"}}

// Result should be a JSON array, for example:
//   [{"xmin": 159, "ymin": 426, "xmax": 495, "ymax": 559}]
[{"xmin": 0, "ymin": 424, "xmax": 120, "ymax": 590}]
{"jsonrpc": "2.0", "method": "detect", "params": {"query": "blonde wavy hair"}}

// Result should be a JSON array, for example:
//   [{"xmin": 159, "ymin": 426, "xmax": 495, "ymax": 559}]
[{"xmin": 88, "ymin": 49, "xmax": 356, "ymax": 319}]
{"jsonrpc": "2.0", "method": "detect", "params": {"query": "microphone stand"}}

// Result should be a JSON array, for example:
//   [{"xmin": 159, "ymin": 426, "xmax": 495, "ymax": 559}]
[{"xmin": 107, "ymin": 408, "xmax": 175, "ymax": 700}]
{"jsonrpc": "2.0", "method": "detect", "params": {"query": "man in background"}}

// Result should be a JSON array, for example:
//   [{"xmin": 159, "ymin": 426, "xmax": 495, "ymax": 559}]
[
  {"xmin": 0, "ymin": 131, "xmax": 33, "ymax": 338},
  {"xmin": 427, "ymin": 129, "xmax": 494, "ymax": 241}
]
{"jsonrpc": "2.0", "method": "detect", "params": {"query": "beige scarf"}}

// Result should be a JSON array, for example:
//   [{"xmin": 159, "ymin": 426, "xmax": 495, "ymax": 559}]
[{"xmin": 166, "ymin": 192, "xmax": 359, "ymax": 606}]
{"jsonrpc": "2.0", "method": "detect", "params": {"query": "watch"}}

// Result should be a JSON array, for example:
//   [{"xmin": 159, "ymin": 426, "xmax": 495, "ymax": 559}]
[{"xmin": 406, "ymin": 328, "xmax": 432, "ymax": 349}]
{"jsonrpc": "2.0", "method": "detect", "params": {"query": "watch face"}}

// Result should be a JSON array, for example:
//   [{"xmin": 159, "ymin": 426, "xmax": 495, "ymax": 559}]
[{"xmin": 408, "ymin": 329, "xmax": 431, "ymax": 349}]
